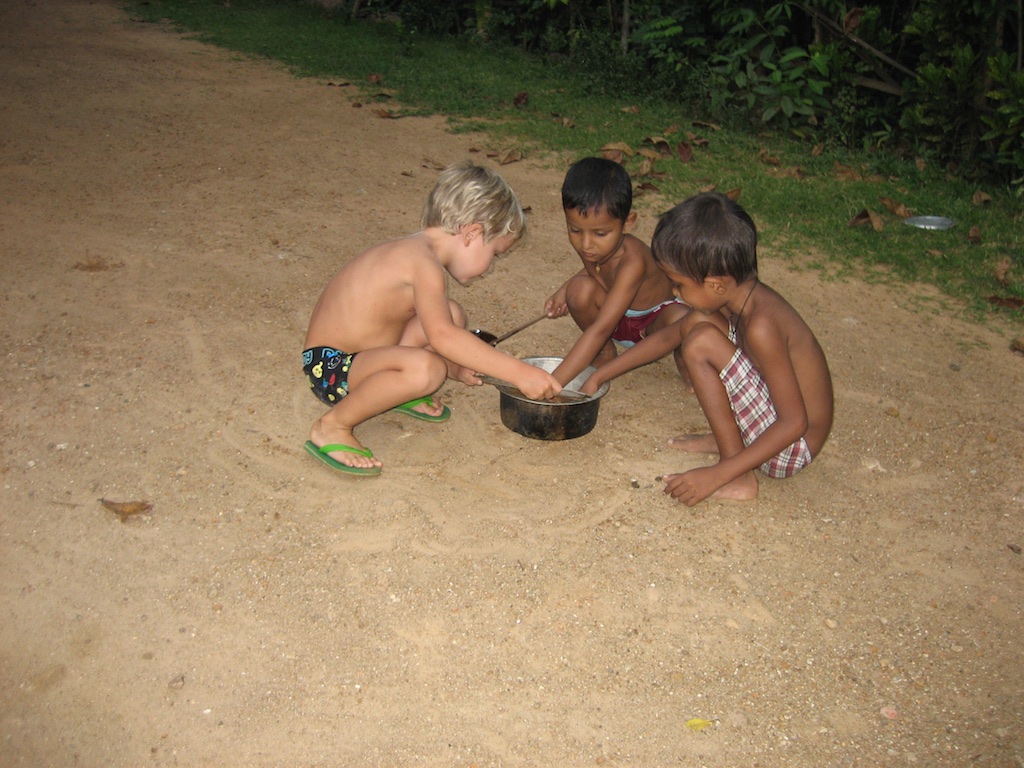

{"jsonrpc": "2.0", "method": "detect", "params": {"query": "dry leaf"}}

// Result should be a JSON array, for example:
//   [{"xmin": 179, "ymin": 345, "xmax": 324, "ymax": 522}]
[
  {"xmin": 685, "ymin": 718, "xmax": 714, "ymax": 732},
  {"xmin": 848, "ymin": 209, "xmax": 884, "ymax": 231},
  {"xmin": 73, "ymin": 257, "xmax": 123, "ymax": 272},
  {"xmin": 512, "ymin": 91, "xmax": 529, "ymax": 107},
  {"xmin": 685, "ymin": 131, "xmax": 709, "ymax": 147},
  {"xmin": 496, "ymin": 148, "xmax": 522, "ymax": 164},
  {"xmin": 844, "ymin": 7, "xmax": 865, "ymax": 32},
  {"xmin": 642, "ymin": 136, "xmax": 672, "ymax": 155},
  {"xmin": 676, "ymin": 142, "xmax": 693, "ymax": 163},
  {"xmin": 834, "ymin": 161, "xmax": 863, "ymax": 181},
  {"xmin": 973, "ymin": 189, "xmax": 992, "ymax": 206},
  {"xmin": 636, "ymin": 148, "xmax": 661, "ymax": 162},
  {"xmin": 994, "ymin": 257, "xmax": 1012, "ymax": 286},
  {"xmin": 986, "ymin": 295, "xmax": 1024, "ymax": 309},
  {"xmin": 768, "ymin": 166, "xmax": 805, "ymax": 179},
  {"xmin": 966, "ymin": 225, "xmax": 982, "ymax": 244},
  {"xmin": 621, "ymin": 105, "xmax": 640, "ymax": 114},
  {"xmin": 724, "ymin": 188, "xmax": 742, "ymax": 201},
  {"xmin": 372, "ymin": 108, "xmax": 398, "ymax": 119},
  {"xmin": 601, "ymin": 149, "xmax": 625, "ymax": 164},
  {"xmin": 812, "ymin": 144, "xmax": 824, "ymax": 156},
  {"xmin": 635, "ymin": 181, "xmax": 660, "ymax": 193},
  {"xmin": 637, "ymin": 157, "xmax": 655, "ymax": 177},
  {"xmin": 698, "ymin": 183, "xmax": 718, "ymax": 193},
  {"xmin": 758, "ymin": 148, "xmax": 781, "ymax": 166},
  {"xmin": 366, "ymin": 73, "xmax": 382, "ymax": 84},
  {"xmin": 692, "ymin": 120, "xmax": 720, "ymax": 131},
  {"xmin": 600, "ymin": 142, "xmax": 634, "ymax": 156},
  {"xmin": 100, "ymin": 498, "xmax": 153, "ymax": 522},
  {"xmin": 915, "ymin": 157, "xmax": 927, "ymax": 171},
  {"xmin": 880, "ymin": 196, "xmax": 912, "ymax": 218},
  {"xmin": 1010, "ymin": 338, "xmax": 1024, "ymax": 354}
]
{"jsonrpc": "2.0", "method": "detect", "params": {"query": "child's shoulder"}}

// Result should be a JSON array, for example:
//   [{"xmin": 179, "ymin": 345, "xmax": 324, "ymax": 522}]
[
  {"xmin": 367, "ymin": 232, "xmax": 440, "ymax": 266},
  {"xmin": 622, "ymin": 232, "xmax": 654, "ymax": 258},
  {"xmin": 748, "ymin": 282, "xmax": 818, "ymax": 340}
]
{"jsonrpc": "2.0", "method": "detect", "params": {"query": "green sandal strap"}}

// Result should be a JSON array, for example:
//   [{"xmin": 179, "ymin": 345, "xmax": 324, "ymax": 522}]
[{"xmin": 318, "ymin": 443, "xmax": 373, "ymax": 458}]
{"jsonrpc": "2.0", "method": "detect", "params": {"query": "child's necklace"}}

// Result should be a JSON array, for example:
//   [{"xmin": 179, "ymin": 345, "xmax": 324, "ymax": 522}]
[
  {"xmin": 732, "ymin": 278, "xmax": 758, "ymax": 324},
  {"xmin": 593, "ymin": 251, "xmax": 615, "ymax": 273}
]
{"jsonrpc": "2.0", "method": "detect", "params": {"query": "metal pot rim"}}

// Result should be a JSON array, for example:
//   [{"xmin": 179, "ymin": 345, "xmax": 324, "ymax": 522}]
[{"xmin": 498, "ymin": 356, "xmax": 609, "ymax": 404}]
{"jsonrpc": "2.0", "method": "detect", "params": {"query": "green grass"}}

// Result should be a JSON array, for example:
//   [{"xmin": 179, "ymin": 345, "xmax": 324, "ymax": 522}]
[{"xmin": 128, "ymin": 0, "xmax": 1024, "ymax": 325}]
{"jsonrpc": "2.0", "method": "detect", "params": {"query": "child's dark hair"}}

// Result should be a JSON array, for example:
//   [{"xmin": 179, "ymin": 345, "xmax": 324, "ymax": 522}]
[
  {"xmin": 561, "ymin": 157, "xmax": 632, "ymax": 222},
  {"xmin": 651, "ymin": 192, "xmax": 758, "ymax": 282}
]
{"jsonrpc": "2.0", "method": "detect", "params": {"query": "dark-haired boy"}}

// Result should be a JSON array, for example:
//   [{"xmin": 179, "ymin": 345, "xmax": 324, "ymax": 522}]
[
  {"xmin": 544, "ymin": 156, "xmax": 689, "ymax": 385},
  {"xmin": 580, "ymin": 192, "xmax": 834, "ymax": 505}
]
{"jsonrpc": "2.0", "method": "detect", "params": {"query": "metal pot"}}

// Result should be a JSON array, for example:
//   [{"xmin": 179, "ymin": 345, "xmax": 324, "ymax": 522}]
[{"xmin": 498, "ymin": 357, "xmax": 609, "ymax": 441}]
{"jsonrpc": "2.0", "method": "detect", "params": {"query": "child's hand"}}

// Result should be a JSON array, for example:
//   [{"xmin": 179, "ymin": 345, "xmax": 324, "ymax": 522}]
[
  {"xmin": 516, "ymin": 366, "xmax": 562, "ymax": 401},
  {"xmin": 661, "ymin": 467, "xmax": 719, "ymax": 506},
  {"xmin": 453, "ymin": 366, "xmax": 483, "ymax": 386},
  {"xmin": 578, "ymin": 373, "xmax": 601, "ymax": 396},
  {"xmin": 544, "ymin": 287, "xmax": 568, "ymax": 318}
]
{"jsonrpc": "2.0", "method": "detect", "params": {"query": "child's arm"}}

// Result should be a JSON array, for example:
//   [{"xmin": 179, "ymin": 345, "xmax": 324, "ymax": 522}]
[
  {"xmin": 414, "ymin": 264, "xmax": 562, "ymax": 400},
  {"xmin": 665, "ymin": 322, "xmax": 809, "ymax": 505},
  {"xmin": 579, "ymin": 320, "xmax": 686, "ymax": 394},
  {"xmin": 551, "ymin": 258, "xmax": 646, "ymax": 385}
]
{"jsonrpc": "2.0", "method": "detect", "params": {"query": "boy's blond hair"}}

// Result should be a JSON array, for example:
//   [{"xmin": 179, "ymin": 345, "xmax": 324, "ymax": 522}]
[{"xmin": 421, "ymin": 161, "xmax": 527, "ymax": 243}]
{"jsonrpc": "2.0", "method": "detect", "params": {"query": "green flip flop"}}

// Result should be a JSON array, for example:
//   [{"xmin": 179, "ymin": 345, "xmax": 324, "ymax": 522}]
[
  {"xmin": 390, "ymin": 396, "xmax": 451, "ymax": 423},
  {"xmin": 303, "ymin": 440, "xmax": 382, "ymax": 476}
]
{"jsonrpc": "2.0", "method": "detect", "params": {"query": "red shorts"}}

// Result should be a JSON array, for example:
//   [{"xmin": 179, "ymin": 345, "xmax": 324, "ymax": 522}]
[{"xmin": 612, "ymin": 299, "xmax": 685, "ymax": 346}]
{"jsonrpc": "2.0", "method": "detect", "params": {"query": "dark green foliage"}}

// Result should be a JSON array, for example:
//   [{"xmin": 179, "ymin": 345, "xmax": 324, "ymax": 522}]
[
  {"xmin": 258, "ymin": 0, "xmax": 1022, "ymax": 188},
  {"xmin": 127, "ymin": 0, "xmax": 1023, "ymax": 321},
  {"xmin": 981, "ymin": 53, "xmax": 1024, "ymax": 186}
]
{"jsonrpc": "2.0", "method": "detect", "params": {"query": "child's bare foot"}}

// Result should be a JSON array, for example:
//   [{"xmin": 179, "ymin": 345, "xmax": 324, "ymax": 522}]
[
  {"xmin": 707, "ymin": 472, "xmax": 758, "ymax": 502},
  {"xmin": 309, "ymin": 421, "xmax": 382, "ymax": 470},
  {"xmin": 401, "ymin": 397, "xmax": 448, "ymax": 418},
  {"xmin": 667, "ymin": 433, "xmax": 718, "ymax": 453}
]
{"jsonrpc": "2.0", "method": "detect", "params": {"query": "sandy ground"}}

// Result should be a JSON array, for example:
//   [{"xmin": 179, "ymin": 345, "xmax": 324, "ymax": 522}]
[{"xmin": 2, "ymin": 1, "xmax": 1023, "ymax": 766}]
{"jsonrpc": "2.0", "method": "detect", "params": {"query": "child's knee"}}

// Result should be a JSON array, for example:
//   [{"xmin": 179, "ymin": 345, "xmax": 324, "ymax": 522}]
[
  {"xmin": 448, "ymin": 299, "xmax": 467, "ymax": 328},
  {"xmin": 564, "ymin": 274, "xmax": 601, "ymax": 311},
  {"xmin": 681, "ymin": 321, "xmax": 728, "ymax": 363},
  {"xmin": 425, "ymin": 351, "xmax": 449, "ymax": 387},
  {"xmin": 405, "ymin": 350, "xmax": 448, "ymax": 392}
]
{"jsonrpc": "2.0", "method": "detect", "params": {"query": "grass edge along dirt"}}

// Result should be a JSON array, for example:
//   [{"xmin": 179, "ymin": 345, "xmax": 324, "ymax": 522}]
[{"xmin": 126, "ymin": 0, "xmax": 1023, "ymax": 327}]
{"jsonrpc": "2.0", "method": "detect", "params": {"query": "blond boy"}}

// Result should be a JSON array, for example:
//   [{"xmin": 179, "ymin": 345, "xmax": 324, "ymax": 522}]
[{"xmin": 303, "ymin": 162, "xmax": 562, "ymax": 475}]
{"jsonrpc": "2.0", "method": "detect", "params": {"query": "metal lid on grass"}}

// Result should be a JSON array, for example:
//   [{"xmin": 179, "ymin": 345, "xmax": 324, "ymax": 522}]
[{"xmin": 903, "ymin": 215, "xmax": 955, "ymax": 230}]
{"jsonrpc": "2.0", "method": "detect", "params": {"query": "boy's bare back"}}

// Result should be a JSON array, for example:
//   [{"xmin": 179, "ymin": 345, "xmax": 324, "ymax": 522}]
[
  {"xmin": 305, "ymin": 233, "xmax": 446, "ymax": 353},
  {"xmin": 735, "ymin": 281, "xmax": 833, "ymax": 457}
]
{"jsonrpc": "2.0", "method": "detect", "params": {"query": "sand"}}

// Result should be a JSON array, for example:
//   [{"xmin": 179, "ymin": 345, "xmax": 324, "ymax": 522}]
[{"xmin": 2, "ymin": 1, "xmax": 1022, "ymax": 765}]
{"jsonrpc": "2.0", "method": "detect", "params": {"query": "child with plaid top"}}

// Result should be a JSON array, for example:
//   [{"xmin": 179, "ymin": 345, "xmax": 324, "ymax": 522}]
[{"xmin": 580, "ymin": 192, "xmax": 833, "ymax": 505}]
